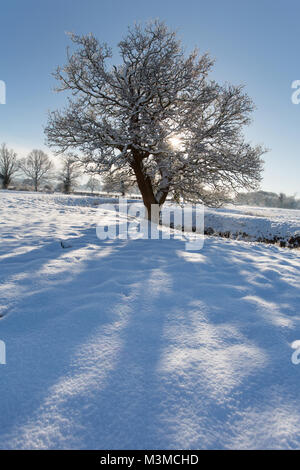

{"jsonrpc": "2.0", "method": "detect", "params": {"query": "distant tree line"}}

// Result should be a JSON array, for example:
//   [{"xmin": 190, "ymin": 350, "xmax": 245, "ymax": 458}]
[
  {"xmin": 0, "ymin": 142, "xmax": 128, "ymax": 195},
  {"xmin": 0, "ymin": 143, "xmax": 82, "ymax": 193},
  {"xmin": 235, "ymin": 190, "xmax": 300, "ymax": 209},
  {"xmin": 1, "ymin": 143, "xmax": 297, "ymax": 207}
]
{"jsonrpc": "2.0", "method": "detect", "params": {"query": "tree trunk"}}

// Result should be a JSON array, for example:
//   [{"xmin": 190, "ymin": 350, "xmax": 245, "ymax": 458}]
[
  {"xmin": 158, "ymin": 190, "xmax": 169, "ymax": 206},
  {"xmin": 64, "ymin": 182, "xmax": 71, "ymax": 194},
  {"xmin": 131, "ymin": 157, "xmax": 158, "ymax": 221},
  {"xmin": 1, "ymin": 174, "xmax": 10, "ymax": 189}
]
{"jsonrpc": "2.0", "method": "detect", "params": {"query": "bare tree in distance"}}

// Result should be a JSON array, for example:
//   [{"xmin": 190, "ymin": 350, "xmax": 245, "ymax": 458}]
[
  {"xmin": 0, "ymin": 143, "xmax": 19, "ymax": 189},
  {"xmin": 46, "ymin": 20, "xmax": 265, "ymax": 220},
  {"xmin": 86, "ymin": 176, "xmax": 100, "ymax": 194},
  {"xmin": 20, "ymin": 150, "xmax": 54, "ymax": 191},
  {"xmin": 58, "ymin": 155, "xmax": 81, "ymax": 193},
  {"xmin": 102, "ymin": 170, "xmax": 136, "ymax": 196}
]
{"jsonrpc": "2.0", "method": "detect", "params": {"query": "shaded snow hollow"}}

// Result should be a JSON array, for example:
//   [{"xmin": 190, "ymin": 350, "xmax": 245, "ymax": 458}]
[{"xmin": 0, "ymin": 191, "xmax": 300, "ymax": 449}]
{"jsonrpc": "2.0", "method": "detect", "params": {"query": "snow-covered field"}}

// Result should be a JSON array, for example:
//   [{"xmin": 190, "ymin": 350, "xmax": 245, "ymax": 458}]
[
  {"xmin": 1, "ymin": 190, "xmax": 300, "ymax": 449},
  {"xmin": 204, "ymin": 204, "xmax": 300, "ymax": 245},
  {"xmin": 165, "ymin": 202, "xmax": 300, "ymax": 246}
]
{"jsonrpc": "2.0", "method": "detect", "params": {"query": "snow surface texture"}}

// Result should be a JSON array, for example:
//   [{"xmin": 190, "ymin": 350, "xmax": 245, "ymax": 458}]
[{"xmin": 0, "ymin": 191, "xmax": 300, "ymax": 450}]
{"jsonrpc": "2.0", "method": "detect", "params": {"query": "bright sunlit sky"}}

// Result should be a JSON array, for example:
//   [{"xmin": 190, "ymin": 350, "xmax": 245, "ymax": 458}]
[{"xmin": 0, "ymin": 0, "xmax": 300, "ymax": 194}]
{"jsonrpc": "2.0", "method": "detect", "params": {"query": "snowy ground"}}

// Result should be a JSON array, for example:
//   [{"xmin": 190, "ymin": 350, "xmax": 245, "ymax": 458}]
[
  {"xmin": 163, "ymin": 202, "xmax": 300, "ymax": 245},
  {"xmin": 1, "ymin": 191, "xmax": 300, "ymax": 449},
  {"xmin": 204, "ymin": 204, "xmax": 300, "ymax": 243}
]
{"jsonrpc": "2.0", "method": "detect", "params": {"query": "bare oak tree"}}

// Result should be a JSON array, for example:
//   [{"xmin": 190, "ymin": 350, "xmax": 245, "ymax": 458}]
[
  {"xmin": 20, "ymin": 150, "xmax": 53, "ymax": 191},
  {"xmin": 0, "ymin": 143, "xmax": 19, "ymax": 189},
  {"xmin": 46, "ymin": 21, "xmax": 265, "ymax": 219},
  {"xmin": 58, "ymin": 155, "xmax": 81, "ymax": 193}
]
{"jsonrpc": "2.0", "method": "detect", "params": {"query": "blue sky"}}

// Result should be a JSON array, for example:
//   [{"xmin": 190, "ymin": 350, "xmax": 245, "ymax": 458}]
[{"xmin": 0, "ymin": 0, "xmax": 299, "ymax": 194}]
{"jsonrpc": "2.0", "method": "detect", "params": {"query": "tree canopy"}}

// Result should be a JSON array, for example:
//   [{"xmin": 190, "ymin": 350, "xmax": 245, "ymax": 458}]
[{"xmin": 46, "ymin": 20, "xmax": 265, "ymax": 217}]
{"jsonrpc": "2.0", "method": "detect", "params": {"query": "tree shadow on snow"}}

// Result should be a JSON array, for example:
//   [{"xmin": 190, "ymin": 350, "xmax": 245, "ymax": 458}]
[{"xmin": 0, "ymin": 230, "xmax": 300, "ymax": 449}]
